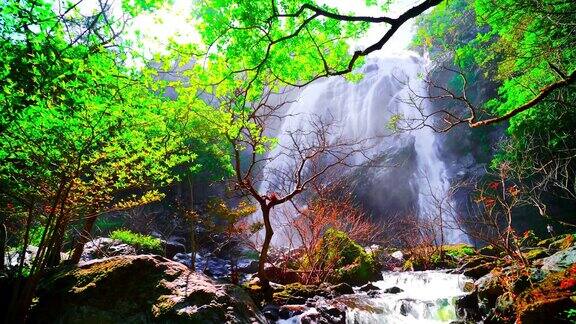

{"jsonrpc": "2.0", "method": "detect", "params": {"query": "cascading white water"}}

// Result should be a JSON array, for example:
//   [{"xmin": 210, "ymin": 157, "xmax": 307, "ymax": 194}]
[
  {"xmin": 345, "ymin": 271, "xmax": 471, "ymax": 323},
  {"xmin": 259, "ymin": 51, "xmax": 468, "ymax": 244},
  {"xmin": 278, "ymin": 270, "xmax": 472, "ymax": 324}
]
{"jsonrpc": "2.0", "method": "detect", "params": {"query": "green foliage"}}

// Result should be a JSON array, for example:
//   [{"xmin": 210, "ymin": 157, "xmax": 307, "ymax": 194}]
[
  {"xmin": 93, "ymin": 217, "xmax": 124, "ymax": 234},
  {"xmin": 414, "ymin": 0, "xmax": 576, "ymax": 199},
  {"xmin": 0, "ymin": 1, "xmax": 231, "ymax": 295},
  {"xmin": 110, "ymin": 229, "xmax": 162, "ymax": 254},
  {"xmin": 565, "ymin": 308, "xmax": 576, "ymax": 322},
  {"xmin": 312, "ymin": 228, "xmax": 379, "ymax": 285},
  {"xmin": 444, "ymin": 244, "xmax": 475, "ymax": 259},
  {"xmin": 28, "ymin": 225, "xmax": 45, "ymax": 247}
]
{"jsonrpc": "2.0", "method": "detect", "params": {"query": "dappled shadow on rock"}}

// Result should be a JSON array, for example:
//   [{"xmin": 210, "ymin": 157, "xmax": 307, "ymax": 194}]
[{"xmin": 31, "ymin": 255, "xmax": 265, "ymax": 323}]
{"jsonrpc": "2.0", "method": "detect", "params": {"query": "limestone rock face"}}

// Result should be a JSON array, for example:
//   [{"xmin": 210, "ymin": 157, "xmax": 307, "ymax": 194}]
[{"xmin": 32, "ymin": 255, "xmax": 265, "ymax": 324}]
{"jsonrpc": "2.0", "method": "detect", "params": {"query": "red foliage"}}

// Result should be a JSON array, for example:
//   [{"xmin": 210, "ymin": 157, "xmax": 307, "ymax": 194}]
[
  {"xmin": 488, "ymin": 181, "xmax": 500, "ymax": 190},
  {"xmin": 567, "ymin": 264, "xmax": 576, "ymax": 276},
  {"xmin": 560, "ymin": 278, "xmax": 576, "ymax": 290}
]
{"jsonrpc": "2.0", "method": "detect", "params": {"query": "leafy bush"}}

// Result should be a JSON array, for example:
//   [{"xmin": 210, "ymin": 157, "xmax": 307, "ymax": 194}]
[
  {"xmin": 110, "ymin": 229, "xmax": 162, "ymax": 254},
  {"xmin": 94, "ymin": 217, "xmax": 124, "ymax": 234},
  {"xmin": 28, "ymin": 225, "xmax": 45, "ymax": 247},
  {"xmin": 310, "ymin": 228, "xmax": 381, "ymax": 285},
  {"xmin": 565, "ymin": 308, "xmax": 576, "ymax": 321},
  {"xmin": 445, "ymin": 244, "xmax": 476, "ymax": 259}
]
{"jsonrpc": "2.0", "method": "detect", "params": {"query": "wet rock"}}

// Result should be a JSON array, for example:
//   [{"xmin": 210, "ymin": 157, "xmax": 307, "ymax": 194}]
[
  {"xmin": 173, "ymin": 252, "xmax": 231, "ymax": 279},
  {"xmin": 549, "ymin": 234, "xmax": 574, "ymax": 250},
  {"xmin": 399, "ymin": 300, "xmax": 413, "ymax": 316},
  {"xmin": 462, "ymin": 261, "xmax": 495, "ymax": 280},
  {"xmin": 459, "ymin": 279, "xmax": 476, "ymax": 293},
  {"xmin": 455, "ymin": 292, "xmax": 481, "ymax": 321},
  {"xmin": 367, "ymin": 290, "xmax": 381, "ymax": 298},
  {"xmin": 529, "ymin": 268, "xmax": 548, "ymax": 282},
  {"xmin": 32, "ymin": 255, "xmax": 265, "ymax": 323},
  {"xmin": 317, "ymin": 303, "xmax": 346, "ymax": 324},
  {"xmin": 330, "ymin": 283, "xmax": 354, "ymax": 295},
  {"xmin": 455, "ymin": 255, "xmax": 492, "ymax": 273},
  {"xmin": 173, "ymin": 252, "xmax": 193, "ymax": 267},
  {"xmin": 383, "ymin": 286, "xmax": 403, "ymax": 294},
  {"xmin": 478, "ymin": 245, "xmax": 498, "ymax": 257},
  {"xmin": 262, "ymin": 304, "xmax": 280, "ymax": 322},
  {"xmin": 279, "ymin": 305, "xmax": 307, "ymax": 319},
  {"xmin": 359, "ymin": 283, "xmax": 380, "ymax": 292},
  {"xmin": 541, "ymin": 246, "xmax": 576, "ymax": 271}
]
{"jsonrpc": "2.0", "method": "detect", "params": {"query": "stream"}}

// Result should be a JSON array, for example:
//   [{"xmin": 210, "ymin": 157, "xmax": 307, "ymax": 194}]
[{"xmin": 279, "ymin": 270, "xmax": 472, "ymax": 324}]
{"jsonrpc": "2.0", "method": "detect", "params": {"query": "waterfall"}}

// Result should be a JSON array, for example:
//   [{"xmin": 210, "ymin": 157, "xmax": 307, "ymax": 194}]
[{"xmin": 259, "ymin": 51, "xmax": 468, "ymax": 244}]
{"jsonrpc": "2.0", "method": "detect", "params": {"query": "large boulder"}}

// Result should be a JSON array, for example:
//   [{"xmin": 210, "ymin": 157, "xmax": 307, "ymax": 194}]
[
  {"xmin": 476, "ymin": 273, "xmax": 504, "ymax": 310},
  {"xmin": 541, "ymin": 246, "xmax": 576, "ymax": 272},
  {"xmin": 32, "ymin": 255, "xmax": 265, "ymax": 323},
  {"xmin": 312, "ymin": 229, "xmax": 382, "ymax": 286}
]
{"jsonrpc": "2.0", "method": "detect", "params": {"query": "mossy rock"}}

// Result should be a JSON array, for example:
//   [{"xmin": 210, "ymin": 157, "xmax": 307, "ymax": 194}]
[
  {"xmin": 306, "ymin": 229, "xmax": 382, "ymax": 286},
  {"xmin": 478, "ymin": 245, "xmax": 499, "ymax": 257},
  {"xmin": 272, "ymin": 283, "xmax": 328, "ymax": 305},
  {"xmin": 522, "ymin": 247, "xmax": 549, "ymax": 261},
  {"xmin": 32, "ymin": 255, "xmax": 265, "ymax": 323},
  {"xmin": 550, "ymin": 234, "xmax": 575, "ymax": 251},
  {"xmin": 536, "ymin": 236, "xmax": 563, "ymax": 248}
]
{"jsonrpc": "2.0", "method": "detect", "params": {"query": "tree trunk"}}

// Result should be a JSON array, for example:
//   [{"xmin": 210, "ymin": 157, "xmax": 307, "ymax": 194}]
[
  {"xmin": 70, "ymin": 213, "xmax": 98, "ymax": 264},
  {"xmin": 0, "ymin": 221, "xmax": 6, "ymax": 270},
  {"xmin": 257, "ymin": 205, "xmax": 273, "ymax": 300}
]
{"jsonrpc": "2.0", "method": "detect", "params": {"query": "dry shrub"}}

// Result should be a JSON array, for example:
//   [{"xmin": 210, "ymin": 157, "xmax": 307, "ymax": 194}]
[{"xmin": 280, "ymin": 193, "xmax": 384, "ymax": 284}]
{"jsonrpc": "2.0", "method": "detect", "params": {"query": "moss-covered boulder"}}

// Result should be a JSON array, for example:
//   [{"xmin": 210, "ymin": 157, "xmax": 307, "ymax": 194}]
[
  {"xmin": 32, "ymin": 255, "xmax": 265, "ymax": 323},
  {"xmin": 478, "ymin": 245, "xmax": 499, "ymax": 257},
  {"xmin": 522, "ymin": 247, "xmax": 549, "ymax": 261},
  {"xmin": 310, "ymin": 229, "xmax": 382, "ymax": 286},
  {"xmin": 513, "ymin": 264, "xmax": 576, "ymax": 322},
  {"xmin": 272, "ymin": 283, "xmax": 330, "ymax": 305}
]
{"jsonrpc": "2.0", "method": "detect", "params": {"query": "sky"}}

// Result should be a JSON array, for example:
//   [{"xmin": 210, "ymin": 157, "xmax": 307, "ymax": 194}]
[{"xmin": 74, "ymin": 0, "xmax": 425, "ymax": 59}]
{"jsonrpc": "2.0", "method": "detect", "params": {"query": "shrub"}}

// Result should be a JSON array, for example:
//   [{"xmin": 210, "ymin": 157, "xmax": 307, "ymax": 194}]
[
  {"xmin": 445, "ymin": 244, "xmax": 476, "ymax": 259},
  {"xmin": 309, "ymin": 228, "xmax": 381, "ymax": 285},
  {"xmin": 110, "ymin": 229, "xmax": 162, "ymax": 254}
]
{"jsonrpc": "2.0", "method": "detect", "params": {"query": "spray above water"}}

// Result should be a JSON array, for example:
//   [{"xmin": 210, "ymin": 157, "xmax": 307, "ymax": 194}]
[{"xmin": 259, "ymin": 51, "xmax": 468, "ymax": 244}]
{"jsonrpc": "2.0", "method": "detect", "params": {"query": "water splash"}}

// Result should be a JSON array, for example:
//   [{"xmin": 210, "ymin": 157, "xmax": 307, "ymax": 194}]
[{"xmin": 279, "ymin": 271, "xmax": 472, "ymax": 324}]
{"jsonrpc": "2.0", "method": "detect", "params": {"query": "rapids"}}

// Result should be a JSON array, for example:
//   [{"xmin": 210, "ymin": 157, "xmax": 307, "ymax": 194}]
[{"xmin": 280, "ymin": 270, "xmax": 472, "ymax": 324}]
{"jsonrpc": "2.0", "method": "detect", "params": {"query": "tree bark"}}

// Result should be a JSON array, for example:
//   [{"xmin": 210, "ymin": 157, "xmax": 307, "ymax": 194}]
[
  {"xmin": 257, "ymin": 205, "xmax": 273, "ymax": 299},
  {"xmin": 0, "ymin": 221, "xmax": 6, "ymax": 270},
  {"xmin": 70, "ymin": 213, "xmax": 98, "ymax": 264}
]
